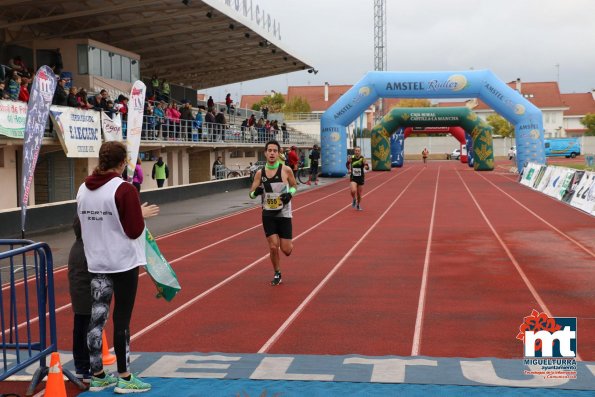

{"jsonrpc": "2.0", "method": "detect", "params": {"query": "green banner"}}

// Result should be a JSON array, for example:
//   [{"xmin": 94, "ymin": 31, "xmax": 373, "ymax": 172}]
[{"xmin": 145, "ymin": 228, "xmax": 181, "ymax": 302}]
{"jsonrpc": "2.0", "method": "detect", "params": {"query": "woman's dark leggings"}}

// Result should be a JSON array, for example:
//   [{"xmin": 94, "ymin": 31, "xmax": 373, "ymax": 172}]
[{"xmin": 88, "ymin": 267, "xmax": 139, "ymax": 374}]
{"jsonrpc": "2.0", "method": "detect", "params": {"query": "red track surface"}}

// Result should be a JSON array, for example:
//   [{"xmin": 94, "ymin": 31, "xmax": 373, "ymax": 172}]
[{"xmin": 5, "ymin": 160, "xmax": 595, "ymax": 363}]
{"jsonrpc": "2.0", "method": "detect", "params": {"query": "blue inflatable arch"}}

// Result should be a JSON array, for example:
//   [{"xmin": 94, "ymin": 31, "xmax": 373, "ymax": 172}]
[{"xmin": 320, "ymin": 70, "xmax": 544, "ymax": 176}]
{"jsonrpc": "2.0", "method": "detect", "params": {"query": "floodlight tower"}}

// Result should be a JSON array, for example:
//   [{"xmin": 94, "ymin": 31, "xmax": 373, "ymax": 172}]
[{"xmin": 373, "ymin": 0, "xmax": 387, "ymax": 123}]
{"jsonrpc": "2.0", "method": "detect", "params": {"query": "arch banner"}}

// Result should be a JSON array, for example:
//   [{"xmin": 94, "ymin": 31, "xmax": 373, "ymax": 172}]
[{"xmin": 320, "ymin": 70, "xmax": 544, "ymax": 176}]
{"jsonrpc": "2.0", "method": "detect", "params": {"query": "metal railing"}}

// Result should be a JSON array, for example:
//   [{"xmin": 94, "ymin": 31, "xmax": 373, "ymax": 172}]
[{"xmin": 0, "ymin": 240, "xmax": 84, "ymax": 394}]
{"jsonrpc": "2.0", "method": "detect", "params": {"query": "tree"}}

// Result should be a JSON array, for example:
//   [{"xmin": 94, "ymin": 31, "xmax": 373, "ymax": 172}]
[
  {"xmin": 283, "ymin": 96, "xmax": 311, "ymax": 113},
  {"xmin": 581, "ymin": 113, "xmax": 595, "ymax": 136},
  {"xmin": 393, "ymin": 98, "xmax": 432, "ymax": 108},
  {"xmin": 487, "ymin": 114, "xmax": 514, "ymax": 137},
  {"xmin": 252, "ymin": 92, "xmax": 285, "ymax": 113}
]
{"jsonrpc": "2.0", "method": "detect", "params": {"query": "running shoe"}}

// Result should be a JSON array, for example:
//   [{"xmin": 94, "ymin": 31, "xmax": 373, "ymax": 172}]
[
  {"xmin": 76, "ymin": 369, "xmax": 92, "ymax": 384},
  {"xmin": 114, "ymin": 374, "xmax": 151, "ymax": 394},
  {"xmin": 89, "ymin": 372, "xmax": 118, "ymax": 391},
  {"xmin": 352, "ymin": 199, "xmax": 356, "ymax": 207},
  {"xmin": 271, "ymin": 271, "xmax": 282, "ymax": 286},
  {"xmin": 356, "ymin": 204, "xmax": 363, "ymax": 211}
]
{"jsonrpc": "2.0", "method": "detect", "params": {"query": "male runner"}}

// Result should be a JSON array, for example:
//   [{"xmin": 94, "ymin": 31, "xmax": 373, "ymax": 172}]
[
  {"xmin": 249, "ymin": 140, "xmax": 298, "ymax": 285},
  {"xmin": 346, "ymin": 146, "xmax": 369, "ymax": 211}
]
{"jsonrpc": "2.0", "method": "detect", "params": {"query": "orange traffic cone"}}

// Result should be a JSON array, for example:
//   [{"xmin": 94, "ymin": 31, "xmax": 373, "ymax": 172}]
[
  {"xmin": 45, "ymin": 352, "xmax": 67, "ymax": 397},
  {"xmin": 102, "ymin": 329, "xmax": 117, "ymax": 365}
]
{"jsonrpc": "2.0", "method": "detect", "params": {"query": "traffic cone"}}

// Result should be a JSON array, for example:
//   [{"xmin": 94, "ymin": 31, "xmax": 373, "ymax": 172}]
[
  {"xmin": 102, "ymin": 330, "xmax": 117, "ymax": 365},
  {"xmin": 45, "ymin": 352, "xmax": 67, "ymax": 397}
]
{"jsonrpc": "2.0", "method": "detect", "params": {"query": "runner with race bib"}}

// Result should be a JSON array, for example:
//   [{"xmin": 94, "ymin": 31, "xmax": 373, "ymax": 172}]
[
  {"xmin": 249, "ymin": 140, "xmax": 298, "ymax": 286},
  {"xmin": 347, "ymin": 146, "xmax": 369, "ymax": 211}
]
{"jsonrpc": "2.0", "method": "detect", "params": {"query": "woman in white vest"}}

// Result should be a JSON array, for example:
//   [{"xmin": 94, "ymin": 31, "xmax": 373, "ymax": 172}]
[{"xmin": 77, "ymin": 141, "xmax": 159, "ymax": 393}]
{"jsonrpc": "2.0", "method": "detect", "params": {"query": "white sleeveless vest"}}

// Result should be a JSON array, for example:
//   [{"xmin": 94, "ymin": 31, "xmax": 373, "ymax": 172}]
[{"xmin": 77, "ymin": 177, "xmax": 146, "ymax": 273}]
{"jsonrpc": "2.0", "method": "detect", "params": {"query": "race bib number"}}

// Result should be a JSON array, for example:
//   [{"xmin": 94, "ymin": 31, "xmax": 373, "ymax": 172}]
[
  {"xmin": 352, "ymin": 168, "xmax": 362, "ymax": 177},
  {"xmin": 264, "ymin": 192, "xmax": 284, "ymax": 211}
]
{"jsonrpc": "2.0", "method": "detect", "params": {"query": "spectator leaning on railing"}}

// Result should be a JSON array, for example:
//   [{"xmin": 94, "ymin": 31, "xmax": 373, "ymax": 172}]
[{"xmin": 67, "ymin": 86, "xmax": 79, "ymax": 107}]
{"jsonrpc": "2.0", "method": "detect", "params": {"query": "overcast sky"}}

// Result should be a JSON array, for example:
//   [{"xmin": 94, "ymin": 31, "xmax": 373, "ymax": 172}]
[{"xmin": 205, "ymin": 0, "xmax": 595, "ymax": 102}]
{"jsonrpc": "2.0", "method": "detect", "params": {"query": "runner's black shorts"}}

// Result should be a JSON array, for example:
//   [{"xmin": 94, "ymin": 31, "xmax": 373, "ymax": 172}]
[
  {"xmin": 350, "ymin": 176, "xmax": 365, "ymax": 186},
  {"xmin": 262, "ymin": 215, "xmax": 293, "ymax": 239}
]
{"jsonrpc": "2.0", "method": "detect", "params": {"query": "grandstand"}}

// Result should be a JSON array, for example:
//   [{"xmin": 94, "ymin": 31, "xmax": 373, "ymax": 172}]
[{"xmin": 0, "ymin": 0, "xmax": 317, "ymax": 211}]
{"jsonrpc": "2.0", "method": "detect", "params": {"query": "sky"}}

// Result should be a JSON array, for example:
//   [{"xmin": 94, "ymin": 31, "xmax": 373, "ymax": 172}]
[{"xmin": 204, "ymin": 0, "xmax": 595, "ymax": 103}]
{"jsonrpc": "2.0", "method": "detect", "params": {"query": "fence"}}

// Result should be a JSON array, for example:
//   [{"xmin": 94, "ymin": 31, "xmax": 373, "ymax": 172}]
[{"xmin": 0, "ymin": 240, "xmax": 83, "ymax": 395}]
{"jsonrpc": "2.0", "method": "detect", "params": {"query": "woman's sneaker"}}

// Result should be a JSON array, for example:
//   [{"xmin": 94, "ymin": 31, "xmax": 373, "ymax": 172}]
[
  {"xmin": 114, "ymin": 374, "xmax": 151, "ymax": 394},
  {"xmin": 271, "ymin": 271, "xmax": 282, "ymax": 286},
  {"xmin": 76, "ymin": 369, "xmax": 92, "ymax": 384},
  {"xmin": 89, "ymin": 372, "xmax": 118, "ymax": 391}
]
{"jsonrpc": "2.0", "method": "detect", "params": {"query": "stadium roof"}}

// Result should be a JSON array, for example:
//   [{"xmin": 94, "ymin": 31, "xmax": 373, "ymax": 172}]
[{"xmin": 0, "ymin": 0, "xmax": 313, "ymax": 89}]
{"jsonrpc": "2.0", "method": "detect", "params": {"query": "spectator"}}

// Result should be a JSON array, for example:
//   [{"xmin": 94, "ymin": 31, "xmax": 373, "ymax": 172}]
[
  {"xmin": 8, "ymin": 73, "xmax": 20, "ymax": 101},
  {"xmin": 0, "ymin": 81, "xmax": 5, "ymax": 99},
  {"xmin": 150, "ymin": 75, "xmax": 160, "ymax": 98},
  {"xmin": 161, "ymin": 78, "xmax": 170, "ymax": 102},
  {"xmin": 212, "ymin": 155, "xmax": 223, "ymax": 179},
  {"xmin": 215, "ymin": 108, "xmax": 226, "ymax": 141},
  {"xmin": 308, "ymin": 144, "xmax": 320, "ymax": 185},
  {"xmin": 77, "ymin": 89, "xmax": 93, "ymax": 109},
  {"xmin": 89, "ymin": 93, "xmax": 103, "ymax": 111},
  {"xmin": 8, "ymin": 56, "xmax": 27, "ymax": 74},
  {"xmin": 204, "ymin": 108, "xmax": 215, "ymax": 140},
  {"xmin": 153, "ymin": 101, "xmax": 165, "ymax": 138},
  {"xmin": 77, "ymin": 141, "xmax": 159, "ymax": 393},
  {"xmin": 143, "ymin": 102, "xmax": 155, "ymax": 139},
  {"xmin": 165, "ymin": 102, "xmax": 181, "ymax": 140},
  {"xmin": 179, "ymin": 100, "xmax": 194, "ymax": 140},
  {"xmin": 225, "ymin": 93, "xmax": 233, "ymax": 114},
  {"xmin": 271, "ymin": 120, "xmax": 280, "ymax": 141},
  {"xmin": 262, "ymin": 105, "xmax": 269, "ymax": 120},
  {"xmin": 132, "ymin": 158, "xmax": 144, "ymax": 192},
  {"xmin": 99, "ymin": 89, "xmax": 109, "ymax": 110},
  {"xmin": 248, "ymin": 114, "xmax": 256, "ymax": 127},
  {"xmin": 104, "ymin": 100, "xmax": 116, "ymax": 119},
  {"xmin": 508, "ymin": 146, "xmax": 516, "ymax": 160},
  {"xmin": 288, "ymin": 145, "xmax": 299, "ymax": 173},
  {"xmin": 67, "ymin": 216, "xmax": 94, "ymax": 384},
  {"xmin": 67, "ymin": 86, "xmax": 79, "ymax": 107},
  {"xmin": 193, "ymin": 108, "xmax": 203, "ymax": 141},
  {"xmin": 116, "ymin": 95, "xmax": 129, "ymax": 138},
  {"xmin": 281, "ymin": 122, "xmax": 289, "ymax": 144},
  {"xmin": 256, "ymin": 117, "xmax": 265, "ymax": 143},
  {"xmin": 151, "ymin": 156, "xmax": 169, "ymax": 188},
  {"xmin": 207, "ymin": 96, "xmax": 214, "ymax": 110},
  {"xmin": 18, "ymin": 75, "xmax": 29, "ymax": 102},
  {"xmin": 52, "ymin": 77, "xmax": 68, "ymax": 105}
]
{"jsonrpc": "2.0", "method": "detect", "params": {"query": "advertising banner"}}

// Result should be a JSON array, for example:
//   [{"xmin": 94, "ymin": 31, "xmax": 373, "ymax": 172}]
[
  {"xmin": 101, "ymin": 112, "xmax": 123, "ymax": 142},
  {"xmin": 21, "ymin": 65, "xmax": 57, "ymax": 233},
  {"xmin": 535, "ymin": 166, "xmax": 555, "ymax": 192},
  {"xmin": 520, "ymin": 162, "xmax": 539, "ymax": 187},
  {"xmin": 543, "ymin": 167, "xmax": 566, "ymax": 198},
  {"xmin": 569, "ymin": 171, "xmax": 595, "ymax": 214},
  {"xmin": 0, "ymin": 100, "xmax": 27, "ymax": 138},
  {"xmin": 49, "ymin": 105, "xmax": 101, "ymax": 158},
  {"xmin": 125, "ymin": 81, "xmax": 146, "ymax": 179}
]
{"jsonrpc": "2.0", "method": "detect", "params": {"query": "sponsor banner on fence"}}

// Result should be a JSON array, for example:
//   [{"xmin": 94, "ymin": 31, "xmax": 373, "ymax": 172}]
[
  {"xmin": 562, "ymin": 171, "xmax": 584, "ymax": 203},
  {"xmin": 0, "ymin": 99, "xmax": 27, "ymax": 138},
  {"xmin": 536, "ymin": 166, "xmax": 555, "ymax": 192},
  {"xmin": 101, "ymin": 112, "xmax": 123, "ymax": 142},
  {"xmin": 520, "ymin": 162, "xmax": 540, "ymax": 187},
  {"xmin": 531, "ymin": 165, "xmax": 547, "ymax": 190},
  {"xmin": 49, "ymin": 105, "xmax": 101, "ymax": 158},
  {"xmin": 569, "ymin": 171, "xmax": 595, "ymax": 214},
  {"xmin": 21, "ymin": 66, "xmax": 57, "ymax": 233}
]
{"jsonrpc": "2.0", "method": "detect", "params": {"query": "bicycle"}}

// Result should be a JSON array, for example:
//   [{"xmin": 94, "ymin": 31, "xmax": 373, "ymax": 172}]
[{"xmin": 295, "ymin": 162, "xmax": 310, "ymax": 184}]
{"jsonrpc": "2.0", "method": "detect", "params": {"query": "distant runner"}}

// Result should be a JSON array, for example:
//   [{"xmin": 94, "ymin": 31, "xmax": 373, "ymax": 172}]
[{"xmin": 346, "ymin": 146, "xmax": 369, "ymax": 211}]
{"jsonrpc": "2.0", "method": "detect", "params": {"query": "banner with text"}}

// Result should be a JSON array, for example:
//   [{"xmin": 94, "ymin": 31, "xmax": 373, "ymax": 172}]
[
  {"xmin": 0, "ymin": 100, "xmax": 27, "ymax": 138},
  {"xmin": 125, "ymin": 81, "xmax": 146, "ymax": 179},
  {"xmin": 21, "ymin": 66, "xmax": 57, "ymax": 233},
  {"xmin": 101, "ymin": 112, "xmax": 123, "ymax": 142},
  {"xmin": 49, "ymin": 105, "xmax": 101, "ymax": 157}
]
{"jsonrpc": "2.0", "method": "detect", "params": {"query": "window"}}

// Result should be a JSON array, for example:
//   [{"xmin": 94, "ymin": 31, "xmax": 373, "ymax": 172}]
[
  {"xmin": 122, "ymin": 57, "xmax": 131, "ymax": 82},
  {"xmin": 111, "ymin": 54, "xmax": 122, "ymax": 80},
  {"xmin": 0, "ymin": 148, "xmax": 4, "ymax": 167},
  {"xmin": 245, "ymin": 150, "xmax": 255, "ymax": 157},
  {"xmin": 131, "ymin": 60, "xmax": 140, "ymax": 82},
  {"xmin": 101, "ymin": 50, "xmax": 111, "ymax": 79},
  {"xmin": 89, "ymin": 46, "xmax": 101, "ymax": 76},
  {"xmin": 230, "ymin": 150, "xmax": 243, "ymax": 158},
  {"xmin": 77, "ymin": 45, "xmax": 88, "ymax": 74}
]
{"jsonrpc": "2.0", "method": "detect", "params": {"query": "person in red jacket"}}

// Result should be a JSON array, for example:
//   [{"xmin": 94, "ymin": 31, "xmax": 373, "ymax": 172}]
[{"xmin": 287, "ymin": 145, "xmax": 299, "ymax": 173}]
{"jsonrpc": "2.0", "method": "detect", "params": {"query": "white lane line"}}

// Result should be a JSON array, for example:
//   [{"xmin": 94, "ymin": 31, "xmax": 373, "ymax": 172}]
[
  {"xmin": 457, "ymin": 170, "xmax": 584, "ymax": 362},
  {"xmin": 479, "ymin": 172, "xmax": 595, "ymax": 259},
  {"xmin": 130, "ymin": 169, "xmax": 414, "ymax": 343},
  {"xmin": 2, "ymin": 176, "xmax": 382, "ymax": 334},
  {"xmin": 258, "ymin": 168, "xmax": 426, "ymax": 353},
  {"xmin": 411, "ymin": 166, "xmax": 440, "ymax": 356}
]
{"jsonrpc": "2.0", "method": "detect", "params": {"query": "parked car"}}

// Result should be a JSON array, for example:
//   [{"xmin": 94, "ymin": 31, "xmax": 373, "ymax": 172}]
[{"xmin": 449, "ymin": 148, "xmax": 461, "ymax": 160}]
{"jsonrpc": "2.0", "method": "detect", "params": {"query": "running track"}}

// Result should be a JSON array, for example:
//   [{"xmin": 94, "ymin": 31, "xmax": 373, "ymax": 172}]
[{"xmin": 4, "ymin": 160, "xmax": 595, "ymax": 362}]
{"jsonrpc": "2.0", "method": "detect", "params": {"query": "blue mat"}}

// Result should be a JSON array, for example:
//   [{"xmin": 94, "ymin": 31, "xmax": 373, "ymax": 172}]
[{"xmin": 79, "ymin": 378, "xmax": 595, "ymax": 396}]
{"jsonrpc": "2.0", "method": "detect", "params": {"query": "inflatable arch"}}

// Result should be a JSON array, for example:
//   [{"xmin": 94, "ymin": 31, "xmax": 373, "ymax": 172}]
[
  {"xmin": 391, "ymin": 126, "xmax": 468, "ymax": 167},
  {"xmin": 372, "ymin": 107, "xmax": 494, "ymax": 170},
  {"xmin": 320, "ymin": 70, "xmax": 544, "ymax": 176}
]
